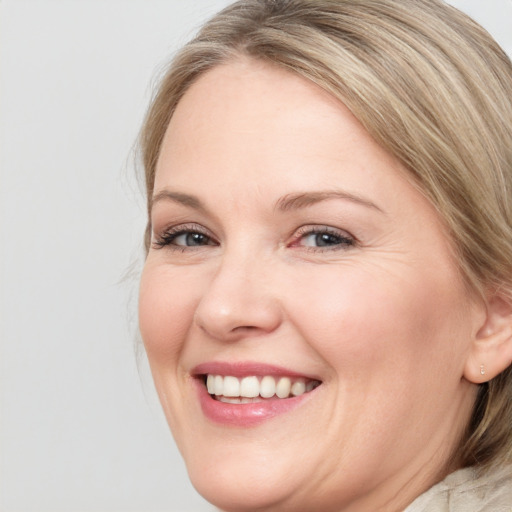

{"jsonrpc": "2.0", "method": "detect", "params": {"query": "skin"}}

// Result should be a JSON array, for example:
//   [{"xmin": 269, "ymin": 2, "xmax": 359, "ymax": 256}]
[{"xmin": 139, "ymin": 58, "xmax": 489, "ymax": 511}]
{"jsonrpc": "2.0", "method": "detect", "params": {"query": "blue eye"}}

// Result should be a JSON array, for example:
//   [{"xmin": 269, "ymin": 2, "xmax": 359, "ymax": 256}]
[
  {"xmin": 153, "ymin": 225, "xmax": 216, "ymax": 249},
  {"xmin": 302, "ymin": 232, "xmax": 349, "ymax": 247},
  {"xmin": 295, "ymin": 227, "xmax": 355, "ymax": 251},
  {"xmin": 172, "ymin": 232, "xmax": 212, "ymax": 247}
]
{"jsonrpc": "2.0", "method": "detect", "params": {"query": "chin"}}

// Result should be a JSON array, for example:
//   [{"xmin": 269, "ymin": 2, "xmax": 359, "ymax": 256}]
[
  {"xmin": 179, "ymin": 433, "xmax": 313, "ymax": 512},
  {"xmin": 191, "ymin": 471, "xmax": 289, "ymax": 512}
]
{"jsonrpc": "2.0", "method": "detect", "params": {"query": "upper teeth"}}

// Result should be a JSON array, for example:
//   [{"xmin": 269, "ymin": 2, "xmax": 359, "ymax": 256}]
[{"xmin": 206, "ymin": 374, "xmax": 320, "ymax": 399}]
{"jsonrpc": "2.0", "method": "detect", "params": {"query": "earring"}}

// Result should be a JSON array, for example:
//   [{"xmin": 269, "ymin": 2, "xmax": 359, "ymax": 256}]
[{"xmin": 480, "ymin": 364, "xmax": 486, "ymax": 376}]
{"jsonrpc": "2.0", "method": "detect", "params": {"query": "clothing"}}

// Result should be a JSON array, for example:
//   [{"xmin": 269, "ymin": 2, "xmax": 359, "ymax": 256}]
[{"xmin": 405, "ymin": 465, "xmax": 512, "ymax": 511}]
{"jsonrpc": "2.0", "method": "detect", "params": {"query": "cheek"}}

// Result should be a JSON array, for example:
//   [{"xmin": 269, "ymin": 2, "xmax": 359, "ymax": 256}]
[
  {"xmin": 282, "ymin": 262, "xmax": 474, "ymax": 464},
  {"xmin": 138, "ymin": 262, "xmax": 198, "ymax": 364},
  {"xmin": 285, "ymin": 261, "xmax": 471, "ymax": 381}
]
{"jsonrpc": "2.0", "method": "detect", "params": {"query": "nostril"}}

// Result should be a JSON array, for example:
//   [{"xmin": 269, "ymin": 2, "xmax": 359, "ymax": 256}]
[
  {"xmin": 232, "ymin": 325, "xmax": 259, "ymax": 333},
  {"xmin": 195, "ymin": 316, "xmax": 280, "ymax": 342}
]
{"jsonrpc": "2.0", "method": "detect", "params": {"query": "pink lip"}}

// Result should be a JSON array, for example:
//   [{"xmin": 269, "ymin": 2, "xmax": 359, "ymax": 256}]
[{"xmin": 191, "ymin": 361, "xmax": 320, "ymax": 427}]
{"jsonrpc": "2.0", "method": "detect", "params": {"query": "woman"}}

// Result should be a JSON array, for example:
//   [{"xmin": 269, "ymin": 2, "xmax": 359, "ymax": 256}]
[{"xmin": 138, "ymin": 0, "xmax": 512, "ymax": 510}]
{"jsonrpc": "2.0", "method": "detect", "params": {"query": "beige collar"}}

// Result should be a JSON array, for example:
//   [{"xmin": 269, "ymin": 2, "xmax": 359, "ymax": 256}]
[{"xmin": 405, "ymin": 465, "xmax": 512, "ymax": 512}]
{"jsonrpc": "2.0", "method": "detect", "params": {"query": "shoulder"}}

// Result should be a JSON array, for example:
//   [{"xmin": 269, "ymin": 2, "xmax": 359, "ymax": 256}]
[{"xmin": 405, "ymin": 465, "xmax": 512, "ymax": 512}]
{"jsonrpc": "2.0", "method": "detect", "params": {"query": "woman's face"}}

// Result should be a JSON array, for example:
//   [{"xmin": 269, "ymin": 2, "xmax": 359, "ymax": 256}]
[{"xmin": 139, "ymin": 59, "xmax": 482, "ymax": 512}]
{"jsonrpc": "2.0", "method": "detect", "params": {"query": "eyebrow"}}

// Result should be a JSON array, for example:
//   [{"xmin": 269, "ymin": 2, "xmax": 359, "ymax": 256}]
[
  {"xmin": 151, "ymin": 190, "xmax": 208, "ymax": 213},
  {"xmin": 151, "ymin": 189, "xmax": 384, "ymax": 214},
  {"xmin": 275, "ymin": 190, "xmax": 384, "ymax": 213}
]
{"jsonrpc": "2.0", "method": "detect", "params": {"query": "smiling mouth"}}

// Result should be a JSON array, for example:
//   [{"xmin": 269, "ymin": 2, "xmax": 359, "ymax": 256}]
[{"xmin": 203, "ymin": 374, "xmax": 322, "ymax": 403}]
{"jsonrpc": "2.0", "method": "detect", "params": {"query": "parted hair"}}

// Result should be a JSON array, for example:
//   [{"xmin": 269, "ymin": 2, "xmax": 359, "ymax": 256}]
[{"xmin": 140, "ymin": 0, "xmax": 512, "ymax": 470}]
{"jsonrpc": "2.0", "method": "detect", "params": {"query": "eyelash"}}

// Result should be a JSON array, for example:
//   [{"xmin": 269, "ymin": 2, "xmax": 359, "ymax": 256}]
[
  {"xmin": 153, "ymin": 224, "xmax": 217, "ymax": 251},
  {"xmin": 152, "ymin": 224, "xmax": 355, "ymax": 252}
]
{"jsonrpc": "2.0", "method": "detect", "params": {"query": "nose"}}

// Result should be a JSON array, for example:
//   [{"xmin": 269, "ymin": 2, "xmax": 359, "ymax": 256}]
[{"xmin": 194, "ymin": 253, "xmax": 282, "ymax": 342}]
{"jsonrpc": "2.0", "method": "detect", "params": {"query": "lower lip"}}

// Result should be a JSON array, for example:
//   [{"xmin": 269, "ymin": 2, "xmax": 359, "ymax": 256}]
[{"xmin": 194, "ymin": 379, "xmax": 311, "ymax": 427}]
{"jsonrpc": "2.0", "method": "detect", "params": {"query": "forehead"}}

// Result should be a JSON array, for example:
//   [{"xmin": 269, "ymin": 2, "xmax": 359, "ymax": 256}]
[
  {"xmin": 155, "ymin": 58, "xmax": 406, "ymax": 196},
  {"xmin": 167, "ymin": 57, "xmax": 343, "ymax": 131}
]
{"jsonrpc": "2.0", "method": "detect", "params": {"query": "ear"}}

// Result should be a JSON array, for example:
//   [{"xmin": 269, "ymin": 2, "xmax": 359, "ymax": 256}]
[{"xmin": 464, "ymin": 293, "xmax": 512, "ymax": 384}]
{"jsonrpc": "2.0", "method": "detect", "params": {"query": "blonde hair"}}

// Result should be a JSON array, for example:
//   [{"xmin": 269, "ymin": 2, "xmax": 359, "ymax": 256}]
[{"xmin": 140, "ymin": 0, "xmax": 512, "ymax": 470}]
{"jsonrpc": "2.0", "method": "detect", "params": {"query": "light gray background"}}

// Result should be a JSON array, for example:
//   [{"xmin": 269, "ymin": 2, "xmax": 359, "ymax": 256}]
[{"xmin": 1, "ymin": 1, "xmax": 511, "ymax": 511}]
